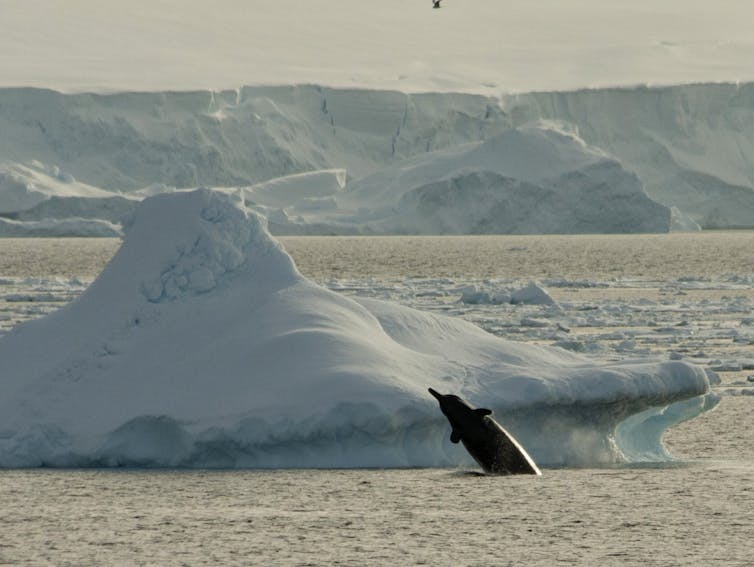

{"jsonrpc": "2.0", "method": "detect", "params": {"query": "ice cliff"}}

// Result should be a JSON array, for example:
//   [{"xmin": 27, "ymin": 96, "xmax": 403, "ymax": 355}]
[
  {"xmin": 331, "ymin": 124, "xmax": 668, "ymax": 234},
  {"xmin": 0, "ymin": 190, "xmax": 716, "ymax": 468},
  {"xmin": 506, "ymin": 83, "xmax": 754, "ymax": 229},
  {"xmin": 1, "ymin": 83, "xmax": 753, "ymax": 234}
]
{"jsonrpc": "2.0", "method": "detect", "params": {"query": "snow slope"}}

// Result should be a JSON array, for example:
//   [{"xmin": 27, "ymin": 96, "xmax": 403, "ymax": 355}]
[
  {"xmin": 328, "ymin": 123, "xmax": 669, "ymax": 234},
  {"xmin": 0, "ymin": 161, "xmax": 121, "ymax": 214},
  {"xmin": 507, "ymin": 83, "xmax": 754, "ymax": 229},
  {"xmin": 0, "ymin": 190, "xmax": 714, "ymax": 468},
  {"xmin": 2, "ymin": 1, "xmax": 753, "ymax": 94}
]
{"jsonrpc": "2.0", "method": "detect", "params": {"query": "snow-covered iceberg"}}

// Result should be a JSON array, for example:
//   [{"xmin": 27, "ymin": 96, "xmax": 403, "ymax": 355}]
[
  {"xmin": 0, "ymin": 161, "xmax": 137, "ymax": 235},
  {"xmin": 0, "ymin": 216, "xmax": 121, "ymax": 237},
  {"xmin": 333, "ymin": 123, "xmax": 669, "ymax": 234},
  {"xmin": 0, "ymin": 161, "xmax": 117, "ymax": 214},
  {"xmin": 0, "ymin": 190, "xmax": 715, "ymax": 468}
]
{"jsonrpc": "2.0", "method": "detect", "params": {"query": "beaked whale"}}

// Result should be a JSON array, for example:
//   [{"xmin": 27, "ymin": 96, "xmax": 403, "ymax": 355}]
[{"xmin": 429, "ymin": 388, "xmax": 541, "ymax": 475}]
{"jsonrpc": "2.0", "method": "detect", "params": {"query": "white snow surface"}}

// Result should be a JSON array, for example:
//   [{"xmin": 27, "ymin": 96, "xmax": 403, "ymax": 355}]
[
  {"xmin": 329, "ymin": 123, "xmax": 669, "ymax": 233},
  {"xmin": 0, "ymin": 161, "xmax": 136, "ymax": 234},
  {"xmin": 0, "ymin": 190, "xmax": 714, "ymax": 468},
  {"xmin": 0, "ymin": 217, "xmax": 121, "ymax": 237},
  {"xmin": 2, "ymin": 1, "xmax": 753, "ymax": 94},
  {"xmin": 459, "ymin": 281, "xmax": 557, "ymax": 307},
  {"xmin": 0, "ymin": 161, "xmax": 120, "ymax": 213},
  {"xmin": 510, "ymin": 282, "xmax": 558, "ymax": 306},
  {"xmin": 243, "ymin": 169, "xmax": 346, "ymax": 209}
]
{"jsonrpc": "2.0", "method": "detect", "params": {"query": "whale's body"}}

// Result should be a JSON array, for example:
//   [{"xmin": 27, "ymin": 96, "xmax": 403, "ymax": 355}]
[{"xmin": 429, "ymin": 388, "xmax": 541, "ymax": 475}]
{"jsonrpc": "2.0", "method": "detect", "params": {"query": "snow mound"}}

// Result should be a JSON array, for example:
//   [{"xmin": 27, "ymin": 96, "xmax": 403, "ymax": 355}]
[
  {"xmin": 0, "ymin": 190, "xmax": 714, "ymax": 468},
  {"xmin": 511, "ymin": 282, "xmax": 557, "ymax": 306},
  {"xmin": 0, "ymin": 161, "xmax": 136, "ymax": 235},
  {"xmin": 334, "ymin": 124, "xmax": 670, "ymax": 234},
  {"xmin": 0, "ymin": 161, "xmax": 118, "ymax": 214},
  {"xmin": 459, "ymin": 281, "xmax": 557, "ymax": 307},
  {"xmin": 343, "ymin": 123, "xmax": 610, "ymax": 208},
  {"xmin": 0, "ymin": 216, "xmax": 122, "ymax": 237},
  {"xmin": 243, "ymin": 169, "xmax": 346, "ymax": 208},
  {"xmin": 460, "ymin": 286, "xmax": 511, "ymax": 305},
  {"xmin": 11, "ymin": 195, "xmax": 137, "ymax": 226}
]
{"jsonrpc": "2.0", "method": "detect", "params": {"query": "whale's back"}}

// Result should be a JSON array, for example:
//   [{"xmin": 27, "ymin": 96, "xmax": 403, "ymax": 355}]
[{"xmin": 462, "ymin": 416, "xmax": 541, "ymax": 475}]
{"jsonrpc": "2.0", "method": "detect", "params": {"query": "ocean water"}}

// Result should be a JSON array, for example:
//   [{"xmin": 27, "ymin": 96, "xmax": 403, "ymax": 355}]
[
  {"xmin": 2, "ymin": 460, "xmax": 753, "ymax": 566},
  {"xmin": 1, "ymin": 233, "xmax": 753, "ymax": 565}
]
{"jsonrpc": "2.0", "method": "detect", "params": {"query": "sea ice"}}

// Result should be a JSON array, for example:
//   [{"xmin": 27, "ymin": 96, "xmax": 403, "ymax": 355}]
[{"xmin": 510, "ymin": 281, "xmax": 558, "ymax": 306}]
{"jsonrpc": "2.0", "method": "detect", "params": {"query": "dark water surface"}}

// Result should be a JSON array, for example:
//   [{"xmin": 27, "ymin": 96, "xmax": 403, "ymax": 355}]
[
  {"xmin": 3, "ymin": 231, "xmax": 754, "ymax": 280},
  {"xmin": 1, "ymin": 456, "xmax": 752, "ymax": 566}
]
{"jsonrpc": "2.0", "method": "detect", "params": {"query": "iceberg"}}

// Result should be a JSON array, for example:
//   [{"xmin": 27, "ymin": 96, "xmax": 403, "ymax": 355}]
[
  {"xmin": 0, "ymin": 161, "xmax": 126, "ymax": 214},
  {"xmin": 0, "ymin": 190, "xmax": 715, "ymax": 468},
  {"xmin": 332, "ymin": 123, "xmax": 670, "ymax": 234},
  {"xmin": 0, "ymin": 161, "xmax": 137, "ymax": 235},
  {"xmin": 0, "ymin": 216, "xmax": 121, "ymax": 237}
]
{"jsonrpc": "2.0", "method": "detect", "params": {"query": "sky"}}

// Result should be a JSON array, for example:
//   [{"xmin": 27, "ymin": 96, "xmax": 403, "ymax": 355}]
[{"xmin": 2, "ymin": 0, "xmax": 754, "ymax": 94}]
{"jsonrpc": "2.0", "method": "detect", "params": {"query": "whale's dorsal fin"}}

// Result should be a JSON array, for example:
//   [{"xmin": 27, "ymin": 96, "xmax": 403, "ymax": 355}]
[
  {"xmin": 475, "ymin": 408, "xmax": 492, "ymax": 417},
  {"xmin": 450, "ymin": 429, "xmax": 462, "ymax": 443}
]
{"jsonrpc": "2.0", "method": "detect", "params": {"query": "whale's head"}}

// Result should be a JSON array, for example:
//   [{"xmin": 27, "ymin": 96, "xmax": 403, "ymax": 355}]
[
  {"xmin": 428, "ymin": 387, "xmax": 471, "ymax": 417},
  {"xmin": 428, "ymin": 388, "xmax": 493, "ymax": 443}
]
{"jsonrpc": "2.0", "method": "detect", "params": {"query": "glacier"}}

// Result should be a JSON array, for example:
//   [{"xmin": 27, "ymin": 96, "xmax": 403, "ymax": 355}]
[
  {"xmin": 1, "ymin": 83, "xmax": 753, "ymax": 234},
  {"xmin": 0, "ymin": 189, "xmax": 717, "ymax": 468}
]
